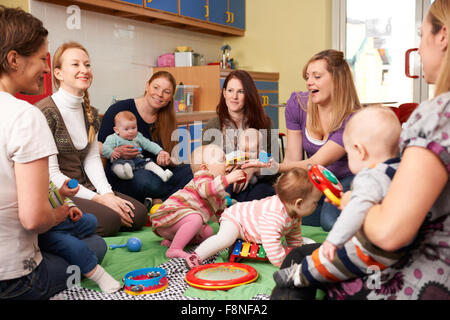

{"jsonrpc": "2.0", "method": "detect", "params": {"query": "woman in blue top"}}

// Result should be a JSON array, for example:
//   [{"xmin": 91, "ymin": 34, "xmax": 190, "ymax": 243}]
[{"xmin": 98, "ymin": 71, "xmax": 193, "ymax": 203}]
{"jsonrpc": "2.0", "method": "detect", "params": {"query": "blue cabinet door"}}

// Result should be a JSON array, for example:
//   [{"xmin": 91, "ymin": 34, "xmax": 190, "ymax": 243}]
[
  {"xmin": 116, "ymin": 0, "xmax": 144, "ymax": 6},
  {"xmin": 180, "ymin": 0, "xmax": 209, "ymax": 21},
  {"xmin": 228, "ymin": 0, "xmax": 245, "ymax": 30},
  {"xmin": 264, "ymin": 106, "xmax": 279, "ymax": 129},
  {"xmin": 144, "ymin": 0, "xmax": 178, "ymax": 14},
  {"xmin": 208, "ymin": 0, "xmax": 228, "ymax": 25}
]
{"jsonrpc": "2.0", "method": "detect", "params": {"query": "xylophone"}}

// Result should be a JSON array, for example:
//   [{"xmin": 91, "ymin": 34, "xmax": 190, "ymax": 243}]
[
  {"xmin": 229, "ymin": 239, "xmax": 268, "ymax": 262},
  {"xmin": 229, "ymin": 239, "xmax": 294, "ymax": 263}
]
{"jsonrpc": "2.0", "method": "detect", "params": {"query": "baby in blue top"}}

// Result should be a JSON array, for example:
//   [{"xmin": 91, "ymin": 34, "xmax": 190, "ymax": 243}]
[{"xmin": 102, "ymin": 110, "xmax": 173, "ymax": 182}]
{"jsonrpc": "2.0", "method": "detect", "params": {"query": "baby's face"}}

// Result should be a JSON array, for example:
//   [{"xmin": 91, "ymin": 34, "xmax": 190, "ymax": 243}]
[
  {"xmin": 114, "ymin": 119, "xmax": 138, "ymax": 140},
  {"xmin": 207, "ymin": 152, "xmax": 227, "ymax": 177},
  {"xmin": 238, "ymin": 139, "xmax": 259, "ymax": 159}
]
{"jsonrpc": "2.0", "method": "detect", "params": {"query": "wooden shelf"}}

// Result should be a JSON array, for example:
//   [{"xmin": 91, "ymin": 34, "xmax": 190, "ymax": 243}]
[{"xmin": 37, "ymin": 0, "xmax": 245, "ymax": 37}]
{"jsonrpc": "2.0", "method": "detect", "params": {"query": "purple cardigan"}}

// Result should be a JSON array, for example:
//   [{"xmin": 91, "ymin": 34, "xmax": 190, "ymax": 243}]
[{"xmin": 284, "ymin": 91, "xmax": 353, "ymax": 179}]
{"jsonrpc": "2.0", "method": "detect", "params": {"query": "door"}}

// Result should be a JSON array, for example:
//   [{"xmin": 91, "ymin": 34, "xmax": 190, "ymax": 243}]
[
  {"xmin": 208, "ymin": 0, "xmax": 228, "ymax": 25},
  {"xmin": 333, "ymin": 0, "xmax": 434, "ymax": 105}
]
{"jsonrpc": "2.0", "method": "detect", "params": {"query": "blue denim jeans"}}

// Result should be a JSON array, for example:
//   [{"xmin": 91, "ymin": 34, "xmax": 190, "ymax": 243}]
[
  {"xmin": 0, "ymin": 233, "xmax": 106, "ymax": 300},
  {"xmin": 302, "ymin": 174, "xmax": 354, "ymax": 231},
  {"xmin": 38, "ymin": 213, "xmax": 99, "ymax": 274},
  {"xmin": 106, "ymin": 163, "xmax": 193, "ymax": 202}
]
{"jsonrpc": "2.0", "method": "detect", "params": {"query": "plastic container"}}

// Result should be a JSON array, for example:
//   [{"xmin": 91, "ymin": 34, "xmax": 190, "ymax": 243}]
[
  {"xmin": 157, "ymin": 53, "xmax": 175, "ymax": 67},
  {"xmin": 173, "ymin": 85, "xmax": 198, "ymax": 113}
]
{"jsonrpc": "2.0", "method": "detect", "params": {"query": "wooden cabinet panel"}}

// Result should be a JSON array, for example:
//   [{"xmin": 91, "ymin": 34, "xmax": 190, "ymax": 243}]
[{"xmin": 144, "ymin": 0, "xmax": 178, "ymax": 14}]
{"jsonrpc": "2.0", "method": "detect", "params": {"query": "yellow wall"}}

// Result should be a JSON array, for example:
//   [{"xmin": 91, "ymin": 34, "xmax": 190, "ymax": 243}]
[
  {"xmin": 0, "ymin": 0, "xmax": 29, "ymax": 11},
  {"xmin": 225, "ymin": 0, "xmax": 332, "ymax": 133}
]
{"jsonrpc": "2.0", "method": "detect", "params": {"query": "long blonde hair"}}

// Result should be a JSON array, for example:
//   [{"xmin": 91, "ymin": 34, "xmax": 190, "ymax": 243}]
[
  {"xmin": 52, "ymin": 42, "xmax": 96, "ymax": 143},
  {"xmin": 301, "ymin": 49, "xmax": 361, "ymax": 135},
  {"xmin": 428, "ymin": 0, "xmax": 450, "ymax": 96}
]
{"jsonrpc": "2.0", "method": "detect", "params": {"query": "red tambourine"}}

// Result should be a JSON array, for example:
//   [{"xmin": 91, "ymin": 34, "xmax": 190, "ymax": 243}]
[
  {"xmin": 307, "ymin": 164, "xmax": 343, "ymax": 207},
  {"xmin": 185, "ymin": 262, "xmax": 258, "ymax": 291}
]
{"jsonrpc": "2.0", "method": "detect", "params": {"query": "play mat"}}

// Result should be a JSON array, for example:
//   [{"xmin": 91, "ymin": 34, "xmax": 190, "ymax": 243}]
[{"xmin": 50, "ymin": 223, "xmax": 328, "ymax": 300}]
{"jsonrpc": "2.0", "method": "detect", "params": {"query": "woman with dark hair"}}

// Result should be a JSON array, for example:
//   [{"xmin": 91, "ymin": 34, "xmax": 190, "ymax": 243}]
[
  {"xmin": 0, "ymin": 6, "xmax": 106, "ymax": 300},
  {"xmin": 98, "ymin": 71, "xmax": 193, "ymax": 203},
  {"xmin": 36, "ymin": 42, "xmax": 148, "ymax": 237},
  {"xmin": 202, "ymin": 70, "xmax": 276, "ymax": 202}
]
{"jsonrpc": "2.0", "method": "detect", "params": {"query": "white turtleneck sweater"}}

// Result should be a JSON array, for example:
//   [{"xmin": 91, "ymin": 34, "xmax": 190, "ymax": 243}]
[{"xmin": 48, "ymin": 87, "xmax": 113, "ymax": 199}]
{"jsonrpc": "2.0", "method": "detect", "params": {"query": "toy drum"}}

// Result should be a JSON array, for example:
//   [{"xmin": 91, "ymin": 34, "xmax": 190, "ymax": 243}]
[{"xmin": 123, "ymin": 267, "xmax": 168, "ymax": 295}]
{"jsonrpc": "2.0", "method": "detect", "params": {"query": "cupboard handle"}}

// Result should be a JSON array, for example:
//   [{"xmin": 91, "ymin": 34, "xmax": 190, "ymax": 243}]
[
  {"xmin": 230, "ymin": 12, "xmax": 234, "ymax": 24},
  {"xmin": 204, "ymin": 5, "xmax": 209, "ymax": 18},
  {"xmin": 147, "ymin": 0, "xmax": 152, "ymax": 3},
  {"xmin": 226, "ymin": 11, "xmax": 231, "ymax": 23}
]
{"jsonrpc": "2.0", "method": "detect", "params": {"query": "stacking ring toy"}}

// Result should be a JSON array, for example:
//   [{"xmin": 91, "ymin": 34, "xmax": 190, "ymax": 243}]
[
  {"xmin": 307, "ymin": 164, "xmax": 343, "ymax": 207},
  {"xmin": 123, "ymin": 267, "xmax": 168, "ymax": 295},
  {"xmin": 186, "ymin": 262, "xmax": 258, "ymax": 291}
]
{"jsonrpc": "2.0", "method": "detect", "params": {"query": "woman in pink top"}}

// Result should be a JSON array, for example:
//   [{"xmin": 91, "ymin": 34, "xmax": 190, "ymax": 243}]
[{"xmin": 185, "ymin": 168, "xmax": 322, "ymax": 268}]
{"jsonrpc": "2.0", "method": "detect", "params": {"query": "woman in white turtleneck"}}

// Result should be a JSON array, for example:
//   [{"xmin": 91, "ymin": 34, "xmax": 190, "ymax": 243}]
[{"xmin": 36, "ymin": 42, "xmax": 147, "ymax": 237}]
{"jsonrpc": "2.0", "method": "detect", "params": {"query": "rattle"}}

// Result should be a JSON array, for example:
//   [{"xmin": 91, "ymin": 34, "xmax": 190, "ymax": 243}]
[
  {"xmin": 307, "ymin": 164, "xmax": 343, "ymax": 207},
  {"xmin": 109, "ymin": 237, "xmax": 142, "ymax": 252},
  {"xmin": 123, "ymin": 267, "xmax": 168, "ymax": 295}
]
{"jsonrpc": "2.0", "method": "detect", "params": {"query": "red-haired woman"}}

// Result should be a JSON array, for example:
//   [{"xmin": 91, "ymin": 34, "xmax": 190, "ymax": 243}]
[{"xmin": 202, "ymin": 70, "xmax": 277, "ymax": 202}]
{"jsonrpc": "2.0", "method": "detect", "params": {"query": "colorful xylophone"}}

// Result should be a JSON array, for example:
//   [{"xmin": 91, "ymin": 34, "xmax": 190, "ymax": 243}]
[{"xmin": 229, "ymin": 239, "xmax": 268, "ymax": 262}]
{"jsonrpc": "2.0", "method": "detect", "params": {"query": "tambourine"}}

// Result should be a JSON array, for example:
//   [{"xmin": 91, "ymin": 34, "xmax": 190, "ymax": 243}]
[{"xmin": 307, "ymin": 164, "xmax": 343, "ymax": 207}]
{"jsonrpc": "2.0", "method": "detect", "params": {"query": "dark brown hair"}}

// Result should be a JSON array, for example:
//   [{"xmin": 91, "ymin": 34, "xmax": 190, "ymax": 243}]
[
  {"xmin": 145, "ymin": 71, "xmax": 177, "ymax": 153},
  {"xmin": 217, "ymin": 70, "xmax": 271, "ymax": 130},
  {"xmin": 274, "ymin": 168, "xmax": 314, "ymax": 205},
  {"xmin": 0, "ymin": 5, "xmax": 48, "ymax": 75}
]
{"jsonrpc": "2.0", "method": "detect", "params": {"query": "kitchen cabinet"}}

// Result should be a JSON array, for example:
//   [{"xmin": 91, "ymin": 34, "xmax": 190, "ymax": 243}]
[
  {"xmin": 144, "ymin": 0, "xmax": 178, "ymax": 14},
  {"xmin": 38, "ymin": 0, "xmax": 245, "ymax": 36},
  {"xmin": 179, "ymin": 0, "xmax": 208, "ymax": 21}
]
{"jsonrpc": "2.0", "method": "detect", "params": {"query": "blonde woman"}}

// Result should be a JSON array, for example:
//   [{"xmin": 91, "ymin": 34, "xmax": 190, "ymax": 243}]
[
  {"xmin": 247, "ymin": 50, "xmax": 361, "ymax": 231},
  {"xmin": 36, "ymin": 42, "xmax": 147, "ymax": 237}
]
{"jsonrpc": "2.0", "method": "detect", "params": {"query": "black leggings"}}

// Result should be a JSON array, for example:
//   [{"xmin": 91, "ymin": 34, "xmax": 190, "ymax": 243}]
[{"xmin": 270, "ymin": 243, "xmax": 323, "ymax": 300}]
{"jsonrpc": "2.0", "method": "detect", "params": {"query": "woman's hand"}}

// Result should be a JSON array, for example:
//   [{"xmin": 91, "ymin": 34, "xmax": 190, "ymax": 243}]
[
  {"xmin": 241, "ymin": 158, "xmax": 279, "ymax": 174},
  {"xmin": 157, "ymin": 150, "xmax": 171, "ymax": 166},
  {"xmin": 113, "ymin": 145, "xmax": 140, "ymax": 160},
  {"xmin": 93, "ymin": 193, "xmax": 135, "ymax": 227}
]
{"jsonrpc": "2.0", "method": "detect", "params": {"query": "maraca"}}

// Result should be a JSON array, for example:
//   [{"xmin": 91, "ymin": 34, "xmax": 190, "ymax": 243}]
[
  {"xmin": 110, "ymin": 237, "xmax": 142, "ymax": 252},
  {"xmin": 68, "ymin": 178, "xmax": 78, "ymax": 189},
  {"xmin": 307, "ymin": 164, "xmax": 343, "ymax": 207}
]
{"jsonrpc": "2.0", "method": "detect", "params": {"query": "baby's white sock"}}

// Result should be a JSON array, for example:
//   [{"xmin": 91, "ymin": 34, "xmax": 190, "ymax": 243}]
[{"xmin": 87, "ymin": 265, "xmax": 121, "ymax": 293}]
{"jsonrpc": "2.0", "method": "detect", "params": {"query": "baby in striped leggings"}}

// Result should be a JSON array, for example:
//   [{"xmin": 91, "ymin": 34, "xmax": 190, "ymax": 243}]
[
  {"xmin": 274, "ymin": 106, "xmax": 407, "ymax": 288},
  {"xmin": 185, "ymin": 168, "xmax": 323, "ymax": 268}
]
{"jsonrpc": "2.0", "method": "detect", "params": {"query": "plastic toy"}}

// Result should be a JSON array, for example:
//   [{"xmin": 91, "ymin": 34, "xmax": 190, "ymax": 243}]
[
  {"xmin": 226, "ymin": 150, "xmax": 248, "ymax": 166},
  {"xmin": 259, "ymin": 151, "xmax": 271, "ymax": 163},
  {"xmin": 228, "ymin": 239, "xmax": 293, "ymax": 263},
  {"xmin": 307, "ymin": 164, "xmax": 343, "ymax": 207},
  {"xmin": 185, "ymin": 262, "xmax": 258, "ymax": 291},
  {"xmin": 109, "ymin": 237, "xmax": 142, "ymax": 252},
  {"xmin": 150, "ymin": 204, "xmax": 162, "ymax": 215},
  {"xmin": 123, "ymin": 267, "xmax": 168, "ymax": 295},
  {"xmin": 67, "ymin": 178, "xmax": 78, "ymax": 189}
]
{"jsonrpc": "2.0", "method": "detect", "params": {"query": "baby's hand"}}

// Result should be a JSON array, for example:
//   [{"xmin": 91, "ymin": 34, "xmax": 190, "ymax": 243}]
[
  {"xmin": 226, "ymin": 169, "xmax": 247, "ymax": 185},
  {"xmin": 338, "ymin": 191, "xmax": 352, "ymax": 210},
  {"xmin": 58, "ymin": 179, "xmax": 80, "ymax": 198},
  {"xmin": 69, "ymin": 206, "xmax": 83, "ymax": 222},
  {"xmin": 157, "ymin": 150, "xmax": 171, "ymax": 166},
  {"xmin": 322, "ymin": 240, "xmax": 337, "ymax": 262}
]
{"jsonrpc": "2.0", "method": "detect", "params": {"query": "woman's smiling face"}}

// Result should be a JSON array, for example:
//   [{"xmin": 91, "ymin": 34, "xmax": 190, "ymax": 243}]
[
  {"xmin": 305, "ymin": 59, "xmax": 333, "ymax": 107},
  {"xmin": 145, "ymin": 76, "xmax": 174, "ymax": 110}
]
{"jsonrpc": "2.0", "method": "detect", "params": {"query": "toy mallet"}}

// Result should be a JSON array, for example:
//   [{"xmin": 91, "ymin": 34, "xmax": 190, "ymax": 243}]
[{"xmin": 109, "ymin": 237, "xmax": 142, "ymax": 252}]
